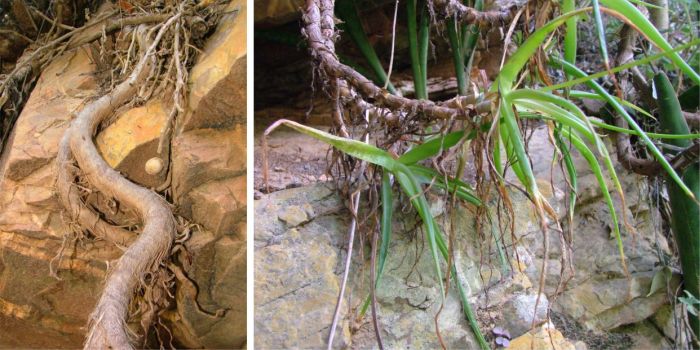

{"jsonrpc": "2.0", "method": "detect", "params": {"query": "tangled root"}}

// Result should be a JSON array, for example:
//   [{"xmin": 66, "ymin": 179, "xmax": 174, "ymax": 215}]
[
  {"xmin": 54, "ymin": 12, "xmax": 181, "ymax": 349},
  {"xmin": 56, "ymin": 136, "xmax": 135, "ymax": 247},
  {"xmin": 3, "ymin": 0, "xmax": 227, "ymax": 347}
]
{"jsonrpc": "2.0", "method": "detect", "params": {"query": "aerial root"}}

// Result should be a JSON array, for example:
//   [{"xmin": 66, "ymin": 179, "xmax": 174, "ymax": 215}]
[
  {"xmin": 56, "ymin": 135, "xmax": 135, "ymax": 248},
  {"xmin": 51, "ymin": 12, "xmax": 182, "ymax": 349}
]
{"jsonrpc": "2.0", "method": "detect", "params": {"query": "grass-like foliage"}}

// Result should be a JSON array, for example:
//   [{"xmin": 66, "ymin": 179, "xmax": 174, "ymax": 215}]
[{"xmin": 266, "ymin": 0, "xmax": 700, "ymax": 347}]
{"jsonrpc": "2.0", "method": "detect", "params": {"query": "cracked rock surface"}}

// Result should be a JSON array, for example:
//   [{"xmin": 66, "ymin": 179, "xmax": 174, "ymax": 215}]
[{"xmin": 254, "ymin": 125, "xmax": 680, "ymax": 349}]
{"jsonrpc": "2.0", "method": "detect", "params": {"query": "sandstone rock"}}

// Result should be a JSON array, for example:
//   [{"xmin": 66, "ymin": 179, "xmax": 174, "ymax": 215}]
[
  {"xmin": 160, "ymin": 0, "xmax": 248, "ymax": 345},
  {"xmin": 0, "ymin": 229, "xmax": 108, "ymax": 348},
  {"xmin": 502, "ymin": 293, "xmax": 549, "ymax": 338},
  {"xmin": 2, "ymin": 49, "xmax": 95, "ymax": 182},
  {"xmin": 586, "ymin": 275, "xmax": 679, "ymax": 331},
  {"xmin": 171, "ymin": 125, "xmax": 246, "ymax": 218},
  {"xmin": 255, "ymin": 185, "xmax": 350, "ymax": 349},
  {"xmin": 651, "ymin": 304, "xmax": 693, "ymax": 347},
  {"xmin": 253, "ymin": 124, "xmax": 678, "ymax": 349},
  {"xmin": 168, "ymin": 0, "xmax": 247, "ymax": 239},
  {"xmin": 254, "ymin": 0, "xmax": 304, "ymax": 26},
  {"xmin": 508, "ymin": 272, "xmax": 534, "ymax": 293},
  {"xmin": 0, "ymin": 53, "xmax": 99, "ymax": 232},
  {"xmin": 509, "ymin": 127, "xmax": 680, "ymax": 341},
  {"xmin": 518, "ymin": 255, "xmax": 681, "ymax": 346},
  {"xmin": 96, "ymin": 99, "xmax": 168, "ymax": 188},
  {"xmin": 183, "ymin": 0, "xmax": 246, "ymax": 131},
  {"xmin": 253, "ymin": 124, "xmax": 331, "ymax": 192},
  {"xmin": 255, "ymin": 184, "xmax": 496, "ymax": 349},
  {"xmin": 254, "ymin": 185, "xmax": 341, "ymax": 245},
  {"xmin": 509, "ymin": 324, "xmax": 576, "ymax": 350},
  {"xmin": 0, "ymin": 165, "xmax": 64, "ymax": 237},
  {"xmin": 189, "ymin": 176, "xmax": 246, "ymax": 237},
  {"xmin": 613, "ymin": 320, "xmax": 672, "ymax": 349},
  {"xmin": 255, "ymin": 227, "xmax": 349, "ymax": 349},
  {"xmin": 0, "ymin": 46, "xmax": 126, "ymax": 348},
  {"xmin": 169, "ymin": 235, "xmax": 247, "ymax": 349},
  {"xmin": 277, "ymin": 205, "xmax": 309, "ymax": 227}
]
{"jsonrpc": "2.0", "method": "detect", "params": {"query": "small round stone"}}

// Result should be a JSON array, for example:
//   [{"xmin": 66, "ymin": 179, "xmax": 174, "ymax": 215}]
[{"xmin": 145, "ymin": 157, "xmax": 164, "ymax": 175}]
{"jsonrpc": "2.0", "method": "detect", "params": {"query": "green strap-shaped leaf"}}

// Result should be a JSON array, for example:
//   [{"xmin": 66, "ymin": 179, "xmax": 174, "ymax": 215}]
[
  {"xmin": 562, "ymin": 0, "xmax": 578, "ymax": 76},
  {"xmin": 499, "ymin": 98, "xmax": 539, "ymax": 197},
  {"xmin": 394, "ymin": 164, "xmax": 445, "ymax": 299},
  {"xmin": 359, "ymin": 172, "xmax": 395, "ymax": 317},
  {"xmin": 274, "ymin": 120, "xmax": 401, "ymax": 171},
  {"xmin": 407, "ymin": 0, "xmax": 427, "ymax": 99},
  {"xmin": 447, "ymin": 17, "xmax": 467, "ymax": 95},
  {"xmin": 399, "ymin": 131, "xmax": 465, "ymax": 165},
  {"xmin": 335, "ymin": 0, "xmax": 398, "ymax": 94},
  {"xmin": 554, "ymin": 58, "xmax": 696, "ymax": 200},
  {"xmin": 558, "ymin": 127, "xmax": 628, "ymax": 274},
  {"xmin": 599, "ymin": 0, "xmax": 700, "ymax": 84},
  {"xmin": 591, "ymin": 0, "xmax": 612, "ymax": 72},
  {"xmin": 553, "ymin": 124, "xmax": 578, "ymax": 238},
  {"xmin": 378, "ymin": 172, "xmax": 394, "ymax": 282},
  {"xmin": 568, "ymin": 90, "xmax": 654, "ymax": 119},
  {"xmin": 655, "ymin": 71, "xmax": 700, "ymax": 335},
  {"xmin": 543, "ymin": 39, "xmax": 700, "ymax": 93},
  {"xmin": 513, "ymin": 99, "xmax": 595, "ymax": 145},
  {"xmin": 494, "ymin": 8, "xmax": 589, "ymax": 92}
]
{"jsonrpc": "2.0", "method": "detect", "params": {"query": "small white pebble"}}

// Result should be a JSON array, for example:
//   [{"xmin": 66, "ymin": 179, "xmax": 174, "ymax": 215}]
[{"xmin": 145, "ymin": 157, "xmax": 164, "ymax": 175}]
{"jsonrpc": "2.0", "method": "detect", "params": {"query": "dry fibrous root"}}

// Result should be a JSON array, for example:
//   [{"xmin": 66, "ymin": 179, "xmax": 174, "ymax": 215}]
[
  {"xmin": 46, "ymin": 1, "xmax": 225, "ymax": 348},
  {"xmin": 295, "ymin": 1, "xmax": 512, "ymax": 271},
  {"xmin": 431, "ymin": 0, "xmax": 515, "ymax": 25},
  {"xmin": 0, "ymin": 60, "xmax": 38, "ymax": 151},
  {"xmin": 301, "ymin": 0, "xmax": 515, "ymax": 184},
  {"xmin": 303, "ymin": 0, "xmax": 501, "ymax": 124},
  {"xmin": 300, "ymin": 0, "xmax": 525, "ymax": 245},
  {"xmin": 0, "ymin": 7, "xmax": 174, "ymax": 154},
  {"xmin": 300, "ymin": 0, "xmax": 530, "ymax": 345},
  {"xmin": 56, "ymin": 136, "xmax": 136, "ymax": 248},
  {"xmin": 301, "ymin": 0, "xmax": 522, "ymax": 197},
  {"xmin": 62, "ymin": 18, "xmax": 178, "ymax": 348}
]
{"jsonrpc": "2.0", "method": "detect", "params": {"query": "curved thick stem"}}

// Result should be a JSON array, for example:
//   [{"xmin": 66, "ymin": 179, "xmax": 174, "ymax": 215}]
[
  {"xmin": 614, "ymin": 116, "xmax": 661, "ymax": 176},
  {"xmin": 304, "ymin": 0, "xmax": 498, "ymax": 123},
  {"xmin": 431, "ymin": 0, "xmax": 513, "ymax": 25},
  {"xmin": 305, "ymin": 0, "xmax": 466, "ymax": 120},
  {"xmin": 54, "ymin": 16, "xmax": 180, "ymax": 349},
  {"xmin": 56, "ymin": 135, "xmax": 135, "ymax": 246}
]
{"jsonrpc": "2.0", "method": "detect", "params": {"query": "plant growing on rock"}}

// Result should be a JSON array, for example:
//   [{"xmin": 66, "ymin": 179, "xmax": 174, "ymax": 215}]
[
  {"xmin": 263, "ymin": 0, "xmax": 700, "ymax": 348},
  {"xmin": 2, "ymin": 1, "xmax": 231, "ymax": 348}
]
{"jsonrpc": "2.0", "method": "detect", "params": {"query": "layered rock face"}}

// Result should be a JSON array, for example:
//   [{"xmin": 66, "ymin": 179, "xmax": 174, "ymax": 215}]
[
  {"xmin": 0, "ymin": 1, "xmax": 246, "ymax": 347},
  {"xmin": 254, "ymin": 126, "xmax": 680, "ymax": 349}
]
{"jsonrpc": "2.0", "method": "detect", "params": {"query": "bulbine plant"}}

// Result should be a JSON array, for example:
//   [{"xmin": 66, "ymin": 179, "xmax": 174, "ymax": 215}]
[{"xmin": 264, "ymin": 0, "xmax": 700, "ymax": 348}]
